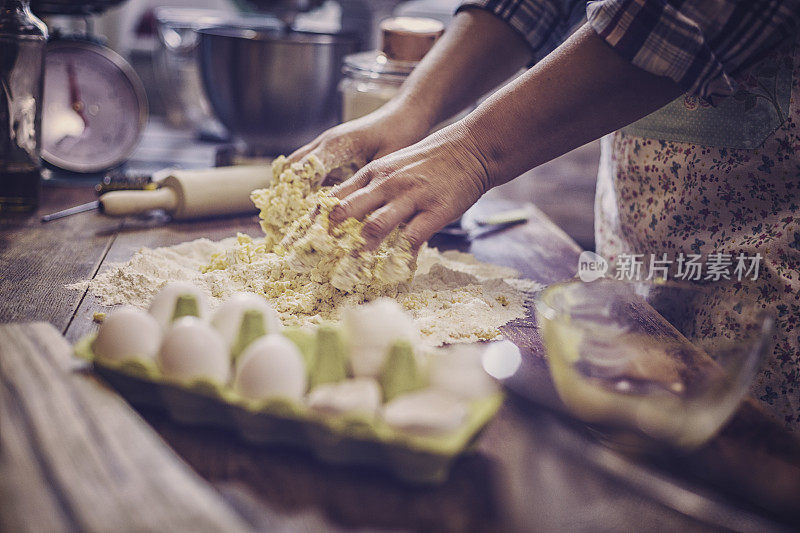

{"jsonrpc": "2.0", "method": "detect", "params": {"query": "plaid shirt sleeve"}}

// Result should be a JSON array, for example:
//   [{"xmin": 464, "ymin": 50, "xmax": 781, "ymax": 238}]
[
  {"xmin": 458, "ymin": 0, "xmax": 587, "ymax": 62},
  {"xmin": 586, "ymin": 0, "xmax": 800, "ymax": 99}
]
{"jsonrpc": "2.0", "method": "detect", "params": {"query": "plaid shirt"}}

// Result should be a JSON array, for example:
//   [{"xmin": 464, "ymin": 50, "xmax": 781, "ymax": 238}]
[{"xmin": 459, "ymin": 0, "xmax": 800, "ymax": 99}]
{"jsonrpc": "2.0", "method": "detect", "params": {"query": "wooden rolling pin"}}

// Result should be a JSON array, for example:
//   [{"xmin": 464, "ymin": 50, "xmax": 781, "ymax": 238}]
[{"xmin": 99, "ymin": 165, "xmax": 270, "ymax": 220}]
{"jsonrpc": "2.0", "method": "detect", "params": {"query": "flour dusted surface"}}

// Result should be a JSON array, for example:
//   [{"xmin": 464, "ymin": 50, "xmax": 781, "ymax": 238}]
[
  {"xmin": 70, "ymin": 236, "xmax": 539, "ymax": 346},
  {"xmin": 69, "ymin": 157, "xmax": 542, "ymax": 345}
]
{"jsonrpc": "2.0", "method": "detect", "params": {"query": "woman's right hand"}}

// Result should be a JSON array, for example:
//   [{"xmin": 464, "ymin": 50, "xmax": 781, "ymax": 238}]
[
  {"xmin": 286, "ymin": 7, "xmax": 533, "ymax": 185},
  {"xmin": 287, "ymin": 102, "xmax": 431, "ymax": 185}
]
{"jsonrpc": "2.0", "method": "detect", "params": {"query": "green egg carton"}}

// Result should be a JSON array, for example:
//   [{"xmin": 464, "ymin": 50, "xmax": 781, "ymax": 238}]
[{"xmin": 74, "ymin": 334, "xmax": 504, "ymax": 484}]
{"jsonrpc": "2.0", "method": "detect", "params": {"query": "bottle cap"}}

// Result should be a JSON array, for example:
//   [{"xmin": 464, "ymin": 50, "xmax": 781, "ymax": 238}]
[{"xmin": 380, "ymin": 17, "xmax": 444, "ymax": 62}]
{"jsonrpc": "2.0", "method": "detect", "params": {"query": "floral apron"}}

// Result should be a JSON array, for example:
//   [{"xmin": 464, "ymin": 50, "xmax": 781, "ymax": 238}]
[{"xmin": 595, "ymin": 38, "xmax": 800, "ymax": 430}]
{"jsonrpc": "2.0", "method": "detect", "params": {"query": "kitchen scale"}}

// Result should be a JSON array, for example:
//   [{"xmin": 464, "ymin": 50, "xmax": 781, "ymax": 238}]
[{"xmin": 33, "ymin": 0, "xmax": 148, "ymax": 174}]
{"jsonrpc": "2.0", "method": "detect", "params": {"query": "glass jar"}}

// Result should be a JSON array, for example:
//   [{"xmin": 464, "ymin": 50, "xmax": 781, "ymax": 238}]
[
  {"xmin": 339, "ymin": 16, "xmax": 444, "ymax": 123},
  {"xmin": 339, "ymin": 50, "xmax": 415, "ymax": 122},
  {"xmin": 0, "ymin": 0, "xmax": 47, "ymax": 212}
]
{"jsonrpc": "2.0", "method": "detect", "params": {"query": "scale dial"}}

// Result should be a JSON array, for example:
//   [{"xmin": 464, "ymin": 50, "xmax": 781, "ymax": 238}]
[{"xmin": 42, "ymin": 40, "xmax": 148, "ymax": 173}]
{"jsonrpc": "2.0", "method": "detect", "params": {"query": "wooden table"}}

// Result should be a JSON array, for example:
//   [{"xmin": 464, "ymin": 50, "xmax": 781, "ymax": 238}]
[{"xmin": 2, "ymin": 175, "xmax": 800, "ymax": 532}]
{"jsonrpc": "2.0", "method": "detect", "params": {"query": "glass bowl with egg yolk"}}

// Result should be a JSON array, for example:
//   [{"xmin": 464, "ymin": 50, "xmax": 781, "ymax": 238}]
[{"xmin": 535, "ymin": 278, "xmax": 773, "ymax": 452}]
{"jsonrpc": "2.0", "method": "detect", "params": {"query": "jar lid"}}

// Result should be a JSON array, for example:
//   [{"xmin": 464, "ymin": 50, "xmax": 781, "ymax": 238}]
[
  {"xmin": 342, "ymin": 50, "xmax": 418, "ymax": 82},
  {"xmin": 380, "ymin": 16, "xmax": 444, "ymax": 62}
]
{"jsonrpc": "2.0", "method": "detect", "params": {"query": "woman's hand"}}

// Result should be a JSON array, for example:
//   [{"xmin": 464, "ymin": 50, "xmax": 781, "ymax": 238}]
[
  {"xmin": 286, "ymin": 8, "xmax": 532, "ymax": 186},
  {"xmin": 287, "ymin": 103, "xmax": 431, "ymax": 185},
  {"xmin": 326, "ymin": 23, "xmax": 682, "ymax": 255},
  {"xmin": 328, "ymin": 121, "xmax": 490, "ymax": 252}
]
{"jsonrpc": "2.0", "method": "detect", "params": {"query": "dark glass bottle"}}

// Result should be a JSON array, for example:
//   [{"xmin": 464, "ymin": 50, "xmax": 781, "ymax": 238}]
[{"xmin": 0, "ymin": 0, "xmax": 47, "ymax": 212}]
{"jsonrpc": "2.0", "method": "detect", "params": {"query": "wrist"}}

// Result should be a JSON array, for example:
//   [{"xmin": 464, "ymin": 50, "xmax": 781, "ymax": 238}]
[
  {"xmin": 434, "ymin": 120, "xmax": 493, "ymax": 196},
  {"xmin": 459, "ymin": 104, "xmax": 519, "ymax": 190},
  {"xmin": 380, "ymin": 92, "xmax": 440, "ymax": 141}
]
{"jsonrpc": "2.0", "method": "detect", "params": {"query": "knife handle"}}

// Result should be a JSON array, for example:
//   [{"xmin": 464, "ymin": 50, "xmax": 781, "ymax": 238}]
[{"xmin": 99, "ymin": 188, "xmax": 179, "ymax": 217}]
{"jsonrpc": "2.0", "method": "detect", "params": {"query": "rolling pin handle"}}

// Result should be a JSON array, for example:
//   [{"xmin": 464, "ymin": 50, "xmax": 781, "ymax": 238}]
[{"xmin": 99, "ymin": 188, "xmax": 179, "ymax": 217}]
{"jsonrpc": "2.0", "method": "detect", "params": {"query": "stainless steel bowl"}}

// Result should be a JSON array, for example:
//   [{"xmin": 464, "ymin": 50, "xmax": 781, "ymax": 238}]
[
  {"xmin": 154, "ymin": 9, "xmax": 279, "ymax": 131},
  {"xmin": 198, "ymin": 25, "xmax": 358, "ymax": 154}
]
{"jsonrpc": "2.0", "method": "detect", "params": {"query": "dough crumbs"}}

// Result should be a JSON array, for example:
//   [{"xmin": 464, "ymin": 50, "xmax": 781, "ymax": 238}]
[{"xmin": 69, "ymin": 156, "xmax": 543, "ymax": 346}]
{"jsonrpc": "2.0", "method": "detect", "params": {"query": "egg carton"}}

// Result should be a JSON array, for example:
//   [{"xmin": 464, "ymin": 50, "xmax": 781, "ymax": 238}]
[{"xmin": 74, "ymin": 334, "xmax": 504, "ymax": 484}]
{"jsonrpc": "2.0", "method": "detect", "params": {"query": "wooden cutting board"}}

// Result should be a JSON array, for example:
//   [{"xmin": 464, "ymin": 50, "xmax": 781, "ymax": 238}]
[{"xmin": 0, "ymin": 322, "xmax": 251, "ymax": 533}]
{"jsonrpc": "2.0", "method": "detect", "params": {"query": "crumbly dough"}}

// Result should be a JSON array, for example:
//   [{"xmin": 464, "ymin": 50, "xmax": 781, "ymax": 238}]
[
  {"xmin": 245, "ymin": 156, "xmax": 415, "ymax": 294},
  {"xmin": 70, "ymin": 157, "xmax": 543, "ymax": 345},
  {"xmin": 250, "ymin": 155, "xmax": 325, "ymax": 249}
]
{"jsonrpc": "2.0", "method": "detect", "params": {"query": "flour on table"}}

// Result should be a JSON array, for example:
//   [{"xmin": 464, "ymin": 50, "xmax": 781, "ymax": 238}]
[
  {"xmin": 68, "ymin": 156, "xmax": 542, "ymax": 346},
  {"xmin": 69, "ymin": 236, "xmax": 539, "ymax": 346}
]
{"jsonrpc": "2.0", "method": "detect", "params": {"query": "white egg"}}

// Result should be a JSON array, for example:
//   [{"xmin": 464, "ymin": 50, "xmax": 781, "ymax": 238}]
[
  {"xmin": 157, "ymin": 317, "xmax": 230, "ymax": 383},
  {"xmin": 148, "ymin": 281, "xmax": 208, "ymax": 330},
  {"xmin": 92, "ymin": 306, "xmax": 161, "ymax": 363},
  {"xmin": 383, "ymin": 389, "xmax": 468, "ymax": 435},
  {"xmin": 233, "ymin": 334, "xmax": 307, "ymax": 401},
  {"xmin": 342, "ymin": 298, "xmax": 419, "ymax": 378},
  {"xmin": 211, "ymin": 292, "xmax": 282, "ymax": 351},
  {"xmin": 428, "ymin": 345, "xmax": 498, "ymax": 400},
  {"xmin": 307, "ymin": 378, "xmax": 382, "ymax": 416}
]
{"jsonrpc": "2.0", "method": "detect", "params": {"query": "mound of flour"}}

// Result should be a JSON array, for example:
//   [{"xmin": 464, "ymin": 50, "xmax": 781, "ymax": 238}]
[
  {"xmin": 69, "ymin": 158, "xmax": 544, "ymax": 345},
  {"xmin": 69, "ymin": 236, "xmax": 541, "ymax": 346}
]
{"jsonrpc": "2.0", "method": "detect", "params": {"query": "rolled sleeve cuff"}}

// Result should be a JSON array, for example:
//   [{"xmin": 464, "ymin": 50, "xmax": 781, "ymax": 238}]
[
  {"xmin": 586, "ymin": 0, "xmax": 736, "ymax": 99},
  {"xmin": 458, "ymin": 0, "xmax": 566, "ymax": 63}
]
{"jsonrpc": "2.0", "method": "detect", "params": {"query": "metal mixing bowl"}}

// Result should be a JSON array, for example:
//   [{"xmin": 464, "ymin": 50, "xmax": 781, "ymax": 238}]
[
  {"xmin": 198, "ymin": 25, "xmax": 358, "ymax": 154},
  {"xmin": 154, "ymin": 8, "xmax": 279, "ymax": 131}
]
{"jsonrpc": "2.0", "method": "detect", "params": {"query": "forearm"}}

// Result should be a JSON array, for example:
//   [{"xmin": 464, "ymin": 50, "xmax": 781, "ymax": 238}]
[
  {"xmin": 461, "ymin": 22, "xmax": 683, "ymax": 189},
  {"xmin": 387, "ymin": 8, "xmax": 532, "ymax": 135}
]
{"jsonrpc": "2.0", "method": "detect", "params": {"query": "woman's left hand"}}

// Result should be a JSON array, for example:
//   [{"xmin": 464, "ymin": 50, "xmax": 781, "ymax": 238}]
[{"xmin": 328, "ymin": 121, "xmax": 491, "ymax": 252}]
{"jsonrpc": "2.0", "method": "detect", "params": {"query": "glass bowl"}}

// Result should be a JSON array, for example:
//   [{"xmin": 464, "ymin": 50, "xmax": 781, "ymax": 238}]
[{"xmin": 535, "ymin": 279, "xmax": 774, "ymax": 451}]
